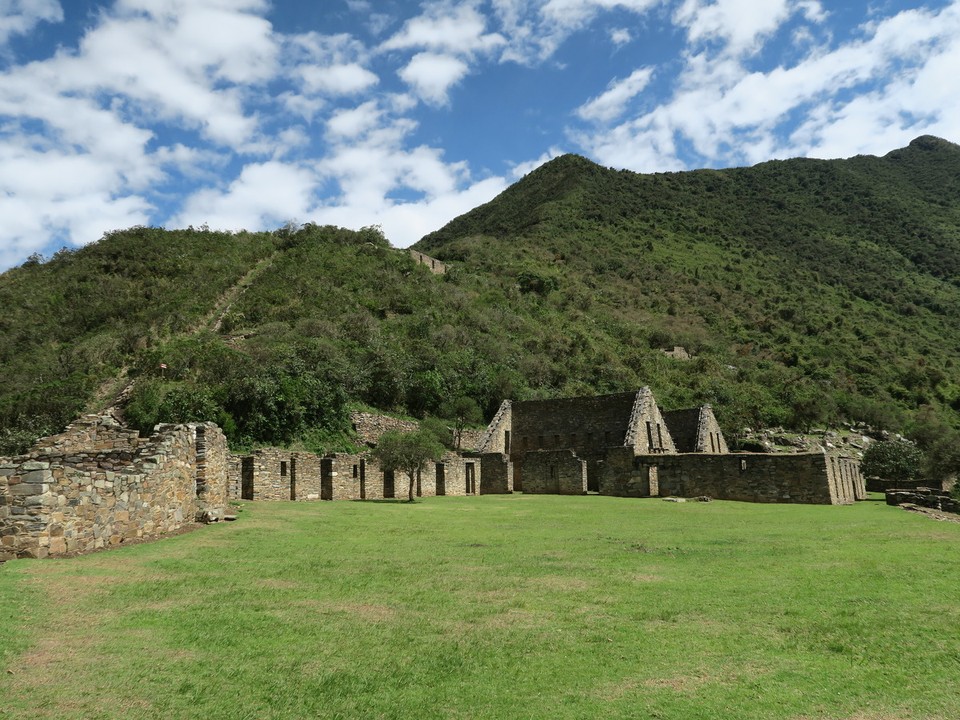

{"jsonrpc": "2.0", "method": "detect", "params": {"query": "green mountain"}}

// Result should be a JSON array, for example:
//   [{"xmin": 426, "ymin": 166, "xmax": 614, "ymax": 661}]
[{"xmin": 2, "ymin": 137, "xmax": 959, "ymax": 466}]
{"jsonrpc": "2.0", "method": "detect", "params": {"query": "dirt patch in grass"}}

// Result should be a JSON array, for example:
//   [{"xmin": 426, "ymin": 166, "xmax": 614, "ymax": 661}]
[{"xmin": 535, "ymin": 575, "xmax": 592, "ymax": 591}]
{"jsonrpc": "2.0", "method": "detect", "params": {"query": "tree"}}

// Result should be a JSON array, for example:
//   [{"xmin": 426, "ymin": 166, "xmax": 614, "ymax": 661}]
[
  {"xmin": 371, "ymin": 430, "xmax": 445, "ymax": 502},
  {"xmin": 860, "ymin": 439, "xmax": 926, "ymax": 489},
  {"xmin": 440, "ymin": 396, "xmax": 483, "ymax": 449}
]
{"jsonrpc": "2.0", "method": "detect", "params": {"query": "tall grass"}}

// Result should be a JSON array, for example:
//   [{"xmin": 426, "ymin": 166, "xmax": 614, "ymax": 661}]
[{"xmin": 1, "ymin": 495, "xmax": 958, "ymax": 719}]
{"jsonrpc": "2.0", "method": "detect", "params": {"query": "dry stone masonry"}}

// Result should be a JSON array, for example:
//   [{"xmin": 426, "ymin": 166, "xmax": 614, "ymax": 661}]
[
  {"xmin": 0, "ymin": 415, "xmax": 229, "ymax": 560},
  {"xmin": 479, "ymin": 388, "xmax": 863, "ymax": 505},
  {"xmin": 1, "ymin": 390, "xmax": 867, "ymax": 561}
]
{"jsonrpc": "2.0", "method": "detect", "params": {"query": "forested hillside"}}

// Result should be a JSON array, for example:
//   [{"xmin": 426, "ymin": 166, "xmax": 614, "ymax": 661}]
[{"xmin": 1, "ymin": 137, "xmax": 958, "ymax": 471}]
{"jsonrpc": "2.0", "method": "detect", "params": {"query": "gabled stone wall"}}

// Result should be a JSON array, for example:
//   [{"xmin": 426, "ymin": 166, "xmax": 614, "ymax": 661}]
[{"xmin": 350, "ymin": 412, "xmax": 420, "ymax": 447}]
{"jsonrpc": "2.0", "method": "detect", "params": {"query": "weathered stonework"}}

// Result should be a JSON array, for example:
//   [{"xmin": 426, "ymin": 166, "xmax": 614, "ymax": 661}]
[
  {"xmin": 601, "ymin": 452, "xmax": 864, "ymax": 505},
  {"xmin": 477, "ymin": 388, "xmax": 860, "ymax": 505},
  {"xmin": 0, "ymin": 415, "xmax": 229, "ymax": 559},
  {"xmin": 521, "ymin": 450, "xmax": 587, "ymax": 495},
  {"xmin": 350, "ymin": 412, "xmax": 420, "ymax": 447},
  {"xmin": 409, "ymin": 249, "xmax": 447, "ymax": 274},
  {"xmin": 228, "ymin": 448, "xmax": 492, "ymax": 502}
]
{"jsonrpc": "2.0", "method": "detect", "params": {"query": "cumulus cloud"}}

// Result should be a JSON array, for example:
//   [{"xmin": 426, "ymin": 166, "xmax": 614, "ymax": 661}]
[
  {"xmin": 398, "ymin": 52, "xmax": 469, "ymax": 105},
  {"xmin": 380, "ymin": 3, "xmax": 505, "ymax": 56},
  {"xmin": 0, "ymin": 0, "xmax": 63, "ymax": 46}
]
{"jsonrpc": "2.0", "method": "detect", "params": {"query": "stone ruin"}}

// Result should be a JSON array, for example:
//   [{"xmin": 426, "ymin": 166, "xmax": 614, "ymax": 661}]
[
  {"xmin": 477, "ymin": 388, "xmax": 864, "ymax": 505},
  {"xmin": 1, "ymin": 388, "xmax": 867, "ymax": 560},
  {"xmin": 0, "ymin": 414, "xmax": 229, "ymax": 560}
]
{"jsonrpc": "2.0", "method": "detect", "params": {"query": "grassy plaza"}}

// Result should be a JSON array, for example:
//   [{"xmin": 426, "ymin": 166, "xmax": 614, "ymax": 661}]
[{"xmin": 1, "ymin": 494, "xmax": 958, "ymax": 719}]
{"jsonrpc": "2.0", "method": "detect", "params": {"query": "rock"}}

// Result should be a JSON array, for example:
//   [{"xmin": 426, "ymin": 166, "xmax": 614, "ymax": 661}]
[
  {"xmin": 662, "ymin": 497, "xmax": 686, "ymax": 503},
  {"xmin": 223, "ymin": 514, "xmax": 237, "ymax": 521},
  {"xmin": 694, "ymin": 496, "xmax": 712, "ymax": 502}
]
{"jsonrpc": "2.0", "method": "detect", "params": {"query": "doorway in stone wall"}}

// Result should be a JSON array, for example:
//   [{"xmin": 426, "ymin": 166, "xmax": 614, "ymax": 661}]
[
  {"xmin": 321, "ymin": 458, "xmax": 333, "ymax": 501},
  {"xmin": 359, "ymin": 459, "xmax": 366, "ymax": 499},
  {"xmin": 465, "ymin": 462, "xmax": 476, "ymax": 494},
  {"xmin": 289, "ymin": 458, "xmax": 297, "ymax": 500},
  {"xmin": 436, "ymin": 463, "xmax": 445, "ymax": 496},
  {"xmin": 241, "ymin": 457, "xmax": 254, "ymax": 500},
  {"xmin": 383, "ymin": 470, "xmax": 395, "ymax": 499}
]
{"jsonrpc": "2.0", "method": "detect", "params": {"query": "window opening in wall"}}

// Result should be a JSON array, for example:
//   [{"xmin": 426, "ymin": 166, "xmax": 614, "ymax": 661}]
[
  {"xmin": 656, "ymin": 424, "xmax": 663, "ymax": 449},
  {"xmin": 554, "ymin": 434, "xmax": 560, "ymax": 447},
  {"xmin": 352, "ymin": 464, "xmax": 358, "ymax": 478},
  {"xmin": 522, "ymin": 436, "xmax": 529, "ymax": 450},
  {"xmin": 383, "ymin": 470, "xmax": 395, "ymax": 499},
  {"xmin": 280, "ymin": 461, "xmax": 287, "ymax": 476},
  {"xmin": 586, "ymin": 432, "xmax": 593, "ymax": 445},
  {"xmin": 709, "ymin": 434, "xmax": 717, "ymax": 453},
  {"xmin": 570, "ymin": 433, "xmax": 577, "ymax": 446},
  {"xmin": 538, "ymin": 435, "xmax": 544, "ymax": 449},
  {"xmin": 504, "ymin": 430, "xmax": 511, "ymax": 453},
  {"xmin": 646, "ymin": 422, "xmax": 654, "ymax": 452},
  {"xmin": 604, "ymin": 431, "xmax": 611, "ymax": 445}
]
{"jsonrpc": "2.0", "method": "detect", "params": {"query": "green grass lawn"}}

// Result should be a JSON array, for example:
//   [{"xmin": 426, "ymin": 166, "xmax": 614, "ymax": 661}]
[{"xmin": 1, "ymin": 495, "xmax": 958, "ymax": 719}]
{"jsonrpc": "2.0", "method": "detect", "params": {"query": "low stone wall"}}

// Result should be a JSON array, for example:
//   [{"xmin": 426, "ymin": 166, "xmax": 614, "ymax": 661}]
[
  {"xmin": 614, "ymin": 453, "xmax": 861, "ymax": 505},
  {"xmin": 521, "ymin": 450, "xmax": 587, "ymax": 495},
  {"xmin": 886, "ymin": 488, "xmax": 960, "ymax": 513},
  {"xmin": 0, "ymin": 418, "xmax": 229, "ymax": 559}
]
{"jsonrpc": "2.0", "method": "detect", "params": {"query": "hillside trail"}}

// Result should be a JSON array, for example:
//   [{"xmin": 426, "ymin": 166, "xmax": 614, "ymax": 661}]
[{"xmin": 88, "ymin": 251, "xmax": 279, "ymax": 420}]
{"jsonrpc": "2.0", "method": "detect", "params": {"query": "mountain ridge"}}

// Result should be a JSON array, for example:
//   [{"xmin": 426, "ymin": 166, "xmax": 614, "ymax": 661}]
[{"xmin": 1, "ymin": 138, "xmax": 958, "ymax": 469}]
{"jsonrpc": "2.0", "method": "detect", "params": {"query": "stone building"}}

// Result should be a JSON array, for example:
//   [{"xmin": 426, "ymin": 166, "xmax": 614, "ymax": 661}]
[
  {"xmin": 0, "ymin": 414, "xmax": 229, "ymax": 560},
  {"xmin": 477, "ymin": 388, "xmax": 864, "ymax": 505}
]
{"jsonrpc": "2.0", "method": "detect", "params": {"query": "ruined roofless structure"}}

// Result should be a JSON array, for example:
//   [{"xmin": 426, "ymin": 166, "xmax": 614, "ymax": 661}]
[{"xmin": 476, "ymin": 388, "xmax": 863, "ymax": 504}]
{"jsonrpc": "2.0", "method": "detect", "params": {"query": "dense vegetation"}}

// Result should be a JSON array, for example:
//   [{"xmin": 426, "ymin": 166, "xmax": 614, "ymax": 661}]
[{"xmin": 1, "ymin": 136, "xmax": 959, "ymax": 476}]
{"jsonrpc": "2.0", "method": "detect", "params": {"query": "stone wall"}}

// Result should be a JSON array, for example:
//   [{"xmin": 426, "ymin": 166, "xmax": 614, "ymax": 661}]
[
  {"xmin": 521, "ymin": 450, "xmax": 587, "ymax": 495},
  {"xmin": 476, "ymin": 400, "xmax": 511, "ymax": 454},
  {"xmin": 409, "ymin": 249, "xmax": 447, "ymax": 274},
  {"xmin": 227, "ymin": 449, "xmax": 495, "ymax": 501},
  {"xmin": 0, "ymin": 417, "xmax": 229, "ymax": 559},
  {"xmin": 610, "ymin": 453, "xmax": 861, "ymax": 505},
  {"xmin": 350, "ymin": 412, "xmax": 420, "ymax": 447},
  {"xmin": 476, "ymin": 453, "xmax": 512, "ymax": 494},
  {"xmin": 624, "ymin": 388, "xmax": 677, "ymax": 455},
  {"xmin": 886, "ymin": 487, "xmax": 959, "ymax": 513}
]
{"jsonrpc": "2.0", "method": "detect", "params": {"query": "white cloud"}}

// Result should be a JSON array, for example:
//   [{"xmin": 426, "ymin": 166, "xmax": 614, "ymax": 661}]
[
  {"xmin": 674, "ymin": 0, "xmax": 799, "ymax": 54},
  {"xmin": 610, "ymin": 27, "xmax": 632, "ymax": 46},
  {"xmin": 493, "ymin": 0, "xmax": 660, "ymax": 62},
  {"xmin": 577, "ymin": 67, "xmax": 654, "ymax": 123},
  {"xmin": 174, "ymin": 161, "xmax": 318, "ymax": 231},
  {"xmin": 380, "ymin": 3, "xmax": 505, "ymax": 56},
  {"xmin": 298, "ymin": 63, "xmax": 379, "ymax": 95},
  {"xmin": 0, "ymin": 0, "xmax": 63, "ymax": 46},
  {"xmin": 577, "ymin": 2, "xmax": 960, "ymax": 170},
  {"xmin": 326, "ymin": 100, "xmax": 383, "ymax": 139},
  {"xmin": 398, "ymin": 52, "xmax": 469, "ymax": 105}
]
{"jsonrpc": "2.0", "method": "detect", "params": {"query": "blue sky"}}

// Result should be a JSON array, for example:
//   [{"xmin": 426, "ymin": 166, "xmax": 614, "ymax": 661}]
[{"xmin": 1, "ymin": 0, "xmax": 958, "ymax": 270}]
